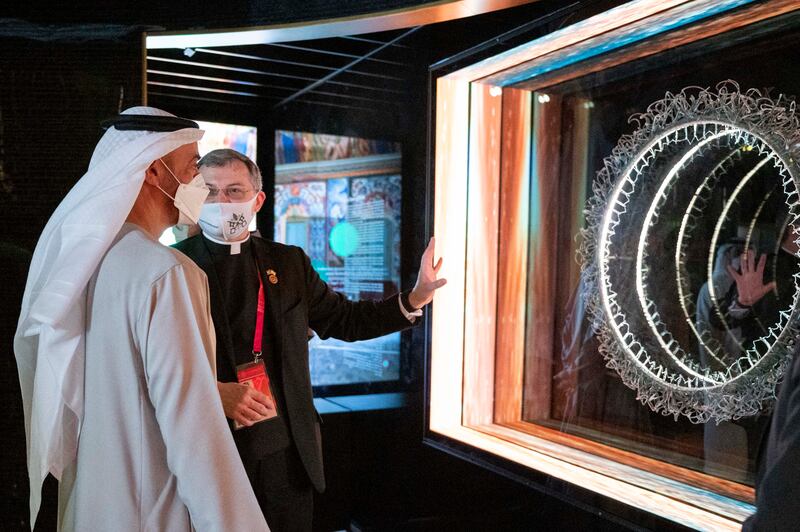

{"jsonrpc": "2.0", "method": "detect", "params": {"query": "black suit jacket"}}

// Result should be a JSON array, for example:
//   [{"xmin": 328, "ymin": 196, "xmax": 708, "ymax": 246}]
[
  {"xmin": 174, "ymin": 234, "xmax": 416, "ymax": 491},
  {"xmin": 742, "ymin": 344, "xmax": 800, "ymax": 531}
]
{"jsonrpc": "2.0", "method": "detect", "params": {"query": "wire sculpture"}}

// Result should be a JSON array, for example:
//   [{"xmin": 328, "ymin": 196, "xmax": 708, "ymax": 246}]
[{"xmin": 579, "ymin": 81, "xmax": 800, "ymax": 423}]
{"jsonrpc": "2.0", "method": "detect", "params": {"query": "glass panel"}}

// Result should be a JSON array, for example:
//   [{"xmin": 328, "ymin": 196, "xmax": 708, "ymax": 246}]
[
  {"xmin": 273, "ymin": 131, "xmax": 402, "ymax": 387},
  {"xmin": 522, "ymin": 17, "xmax": 800, "ymax": 486}
]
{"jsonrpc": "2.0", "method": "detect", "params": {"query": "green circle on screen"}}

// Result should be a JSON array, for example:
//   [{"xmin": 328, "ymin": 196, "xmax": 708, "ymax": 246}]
[{"xmin": 329, "ymin": 222, "xmax": 359, "ymax": 257}]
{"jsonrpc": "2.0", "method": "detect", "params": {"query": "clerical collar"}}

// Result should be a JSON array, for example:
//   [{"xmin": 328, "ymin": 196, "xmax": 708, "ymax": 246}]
[{"xmin": 202, "ymin": 231, "xmax": 251, "ymax": 255}]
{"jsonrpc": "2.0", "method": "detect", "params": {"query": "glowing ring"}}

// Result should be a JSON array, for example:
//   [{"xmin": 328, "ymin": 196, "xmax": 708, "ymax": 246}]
[
  {"xmin": 634, "ymin": 126, "xmax": 743, "ymax": 385},
  {"xmin": 600, "ymin": 126, "xmax": 795, "ymax": 390},
  {"xmin": 705, "ymin": 153, "xmax": 773, "ymax": 357},
  {"xmin": 674, "ymin": 147, "xmax": 745, "ymax": 369},
  {"xmin": 581, "ymin": 82, "xmax": 800, "ymax": 422}
]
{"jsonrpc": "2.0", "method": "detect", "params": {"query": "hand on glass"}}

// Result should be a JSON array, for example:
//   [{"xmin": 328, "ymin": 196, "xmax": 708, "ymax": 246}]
[
  {"xmin": 408, "ymin": 237, "xmax": 447, "ymax": 309},
  {"xmin": 217, "ymin": 381, "xmax": 276, "ymax": 427},
  {"xmin": 726, "ymin": 251, "xmax": 777, "ymax": 307}
]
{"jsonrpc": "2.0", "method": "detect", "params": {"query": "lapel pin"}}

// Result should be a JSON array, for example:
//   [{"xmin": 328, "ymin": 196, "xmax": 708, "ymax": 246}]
[{"xmin": 266, "ymin": 269, "xmax": 278, "ymax": 285}]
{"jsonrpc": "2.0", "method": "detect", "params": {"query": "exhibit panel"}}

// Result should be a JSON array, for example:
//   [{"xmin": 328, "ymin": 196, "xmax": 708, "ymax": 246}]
[
  {"xmin": 274, "ymin": 131, "xmax": 404, "ymax": 389},
  {"xmin": 426, "ymin": 0, "xmax": 800, "ymax": 528}
]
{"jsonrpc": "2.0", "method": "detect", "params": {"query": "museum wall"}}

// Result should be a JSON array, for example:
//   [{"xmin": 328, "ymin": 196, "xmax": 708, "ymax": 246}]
[{"xmin": 0, "ymin": 33, "xmax": 145, "ymax": 528}]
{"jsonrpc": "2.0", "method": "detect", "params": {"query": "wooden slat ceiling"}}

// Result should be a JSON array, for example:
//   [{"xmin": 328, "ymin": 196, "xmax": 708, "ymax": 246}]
[{"xmin": 147, "ymin": 28, "xmax": 417, "ymax": 112}]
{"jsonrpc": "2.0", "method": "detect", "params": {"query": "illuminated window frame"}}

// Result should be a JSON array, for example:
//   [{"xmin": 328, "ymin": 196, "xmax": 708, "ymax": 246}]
[{"xmin": 427, "ymin": 1, "xmax": 800, "ymax": 528}]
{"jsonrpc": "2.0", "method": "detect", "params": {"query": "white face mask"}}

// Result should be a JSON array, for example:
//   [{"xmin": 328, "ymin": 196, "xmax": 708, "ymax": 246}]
[
  {"xmin": 199, "ymin": 195, "xmax": 258, "ymax": 242},
  {"xmin": 156, "ymin": 158, "xmax": 209, "ymax": 225}
]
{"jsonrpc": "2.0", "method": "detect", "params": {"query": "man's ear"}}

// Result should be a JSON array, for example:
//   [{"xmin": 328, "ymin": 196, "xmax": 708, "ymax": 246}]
[
  {"xmin": 253, "ymin": 190, "xmax": 266, "ymax": 213},
  {"xmin": 144, "ymin": 161, "xmax": 161, "ymax": 186}
]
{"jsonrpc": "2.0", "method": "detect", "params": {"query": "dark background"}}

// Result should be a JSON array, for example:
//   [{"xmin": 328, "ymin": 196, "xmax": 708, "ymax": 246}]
[{"xmin": 0, "ymin": 1, "xmax": 682, "ymax": 530}]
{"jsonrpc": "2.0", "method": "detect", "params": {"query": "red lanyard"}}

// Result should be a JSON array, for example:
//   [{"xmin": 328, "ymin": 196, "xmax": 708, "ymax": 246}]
[{"xmin": 253, "ymin": 265, "xmax": 265, "ymax": 362}]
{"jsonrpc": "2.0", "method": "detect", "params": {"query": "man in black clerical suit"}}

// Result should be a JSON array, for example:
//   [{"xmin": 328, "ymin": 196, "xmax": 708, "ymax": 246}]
[
  {"xmin": 743, "ymin": 339, "xmax": 800, "ymax": 531},
  {"xmin": 174, "ymin": 149, "xmax": 445, "ymax": 531},
  {"xmin": 730, "ymin": 223, "xmax": 800, "ymax": 531}
]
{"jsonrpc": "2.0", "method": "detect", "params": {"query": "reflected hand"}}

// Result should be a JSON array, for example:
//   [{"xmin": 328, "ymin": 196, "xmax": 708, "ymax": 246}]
[
  {"xmin": 217, "ymin": 381, "xmax": 276, "ymax": 427},
  {"xmin": 726, "ymin": 251, "xmax": 777, "ymax": 307},
  {"xmin": 408, "ymin": 237, "xmax": 447, "ymax": 309}
]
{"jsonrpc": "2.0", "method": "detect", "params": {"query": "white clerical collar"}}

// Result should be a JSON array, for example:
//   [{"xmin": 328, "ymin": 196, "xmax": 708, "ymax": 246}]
[{"xmin": 202, "ymin": 231, "xmax": 251, "ymax": 255}]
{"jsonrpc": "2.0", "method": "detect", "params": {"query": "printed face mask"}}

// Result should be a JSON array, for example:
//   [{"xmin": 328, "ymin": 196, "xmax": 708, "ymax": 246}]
[
  {"xmin": 198, "ymin": 195, "xmax": 258, "ymax": 241},
  {"xmin": 156, "ymin": 158, "xmax": 209, "ymax": 225}
]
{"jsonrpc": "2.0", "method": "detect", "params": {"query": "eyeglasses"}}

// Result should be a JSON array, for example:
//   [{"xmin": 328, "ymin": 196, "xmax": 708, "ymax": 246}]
[{"xmin": 206, "ymin": 185, "xmax": 255, "ymax": 201}]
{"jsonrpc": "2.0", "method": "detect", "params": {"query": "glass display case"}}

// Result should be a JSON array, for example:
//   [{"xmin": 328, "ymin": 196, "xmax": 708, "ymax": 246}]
[{"xmin": 426, "ymin": 1, "xmax": 800, "ymax": 528}]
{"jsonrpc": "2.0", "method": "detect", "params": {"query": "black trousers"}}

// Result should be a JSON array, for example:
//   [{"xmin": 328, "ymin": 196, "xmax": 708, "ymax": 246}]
[{"xmin": 242, "ymin": 446, "xmax": 314, "ymax": 532}]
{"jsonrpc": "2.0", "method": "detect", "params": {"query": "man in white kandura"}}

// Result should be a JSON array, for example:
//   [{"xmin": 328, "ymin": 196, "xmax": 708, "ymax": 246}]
[{"xmin": 14, "ymin": 107, "xmax": 268, "ymax": 531}]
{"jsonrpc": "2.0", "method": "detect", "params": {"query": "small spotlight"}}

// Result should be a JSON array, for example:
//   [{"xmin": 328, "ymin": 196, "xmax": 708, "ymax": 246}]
[
  {"xmin": 583, "ymin": 101, "xmax": 595, "ymax": 109},
  {"xmin": 489, "ymin": 86, "xmax": 502, "ymax": 97},
  {"xmin": 183, "ymin": 48, "xmax": 196, "ymax": 58},
  {"xmin": 537, "ymin": 94, "xmax": 551, "ymax": 104}
]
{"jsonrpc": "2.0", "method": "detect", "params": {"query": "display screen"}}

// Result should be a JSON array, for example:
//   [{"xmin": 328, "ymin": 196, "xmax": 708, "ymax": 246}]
[
  {"xmin": 159, "ymin": 120, "xmax": 258, "ymax": 246},
  {"xmin": 196, "ymin": 120, "xmax": 258, "ymax": 162},
  {"xmin": 274, "ymin": 130, "xmax": 402, "ymax": 388}
]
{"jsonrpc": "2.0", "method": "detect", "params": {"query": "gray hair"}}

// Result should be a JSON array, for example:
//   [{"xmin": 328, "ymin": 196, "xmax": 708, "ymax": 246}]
[{"xmin": 198, "ymin": 148, "xmax": 262, "ymax": 190}]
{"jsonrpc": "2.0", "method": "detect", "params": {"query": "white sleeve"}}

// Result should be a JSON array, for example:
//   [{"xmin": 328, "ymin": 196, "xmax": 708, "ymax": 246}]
[
  {"xmin": 140, "ymin": 263, "xmax": 269, "ymax": 532},
  {"xmin": 398, "ymin": 294, "xmax": 423, "ymax": 323}
]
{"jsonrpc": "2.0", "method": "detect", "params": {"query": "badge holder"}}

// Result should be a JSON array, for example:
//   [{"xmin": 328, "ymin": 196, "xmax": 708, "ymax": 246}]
[{"xmin": 234, "ymin": 352, "xmax": 279, "ymax": 430}]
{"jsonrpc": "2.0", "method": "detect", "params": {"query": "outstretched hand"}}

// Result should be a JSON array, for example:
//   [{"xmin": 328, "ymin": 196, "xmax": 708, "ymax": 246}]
[
  {"xmin": 726, "ymin": 251, "xmax": 776, "ymax": 307},
  {"xmin": 408, "ymin": 237, "xmax": 447, "ymax": 309}
]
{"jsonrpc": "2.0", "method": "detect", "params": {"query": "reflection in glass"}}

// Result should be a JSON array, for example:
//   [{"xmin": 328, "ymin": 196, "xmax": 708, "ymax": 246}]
[
  {"xmin": 523, "ymin": 24, "xmax": 800, "ymax": 487},
  {"xmin": 598, "ymin": 127, "xmax": 798, "ymax": 392}
]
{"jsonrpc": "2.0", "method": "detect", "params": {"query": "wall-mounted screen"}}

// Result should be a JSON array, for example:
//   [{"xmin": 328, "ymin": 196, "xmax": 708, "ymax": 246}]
[
  {"xmin": 159, "ymin": 120, "xmax": 258, "ymax": 246},
  {"xmin": 274, "ymin": 130, "xmax": 402, "ymax": 388}
]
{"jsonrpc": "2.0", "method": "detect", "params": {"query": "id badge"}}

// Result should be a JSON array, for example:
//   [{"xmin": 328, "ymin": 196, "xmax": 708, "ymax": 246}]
[{"xmin": 234, "ymin": 360, "xmax": 278, "ymax": 430}]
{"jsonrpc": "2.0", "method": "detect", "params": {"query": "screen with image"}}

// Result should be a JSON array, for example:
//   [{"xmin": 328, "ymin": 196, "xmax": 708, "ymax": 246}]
[
  {"xmin": 159, "ymin": 120, "xmax": 258, "ymax": 246},
  {"xmin": 274, "ymin": 130, "xmax": 402, "ymax": 388}
]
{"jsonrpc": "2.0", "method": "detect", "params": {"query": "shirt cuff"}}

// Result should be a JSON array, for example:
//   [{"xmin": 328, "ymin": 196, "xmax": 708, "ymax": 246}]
[
  {"xmin": 729, "ymin": 299, "xmax": 752, "ymax": 318},
  {"xmin": 398, "ymin": 292, "xmax": 423, "ymax": 323}
]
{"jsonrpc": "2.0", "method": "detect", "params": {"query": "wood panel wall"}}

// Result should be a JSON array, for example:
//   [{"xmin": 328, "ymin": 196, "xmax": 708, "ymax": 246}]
[{"xmin": 493, "ymin": 88, "xmax": 531, "ymax": 424}]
